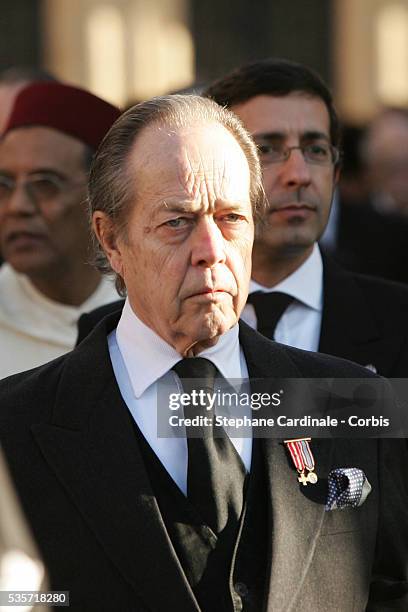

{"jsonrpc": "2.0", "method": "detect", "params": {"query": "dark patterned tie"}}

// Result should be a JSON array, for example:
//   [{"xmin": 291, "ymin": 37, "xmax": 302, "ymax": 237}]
[
  {"xmin": 172, "ymin": 357, "xmax": 246, "ymax": 534},
  {"xmin": 247, "ymin": 291, "xmax": 294, "ymax": 340}
]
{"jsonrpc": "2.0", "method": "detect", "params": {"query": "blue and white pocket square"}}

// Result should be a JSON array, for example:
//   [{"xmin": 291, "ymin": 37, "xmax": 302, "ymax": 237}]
[{"xmin": 325, "ymin": 467, "xmax": 372, "ymax": 511}]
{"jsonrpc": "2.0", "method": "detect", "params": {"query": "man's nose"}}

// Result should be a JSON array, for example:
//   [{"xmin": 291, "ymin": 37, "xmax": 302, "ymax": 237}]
[
  {"xmin": 3, "ymin": 184, "xmax": 37, "ymax": 216},
  {"xmin": 191, "ymin": 217, "xmax": 226, "ymax": 267},
  {"xmin": 280, "ymin": 148, "xmax": 312, "ymax": 189}
]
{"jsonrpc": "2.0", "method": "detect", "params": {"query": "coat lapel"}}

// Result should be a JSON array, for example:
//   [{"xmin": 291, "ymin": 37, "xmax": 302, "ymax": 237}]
[
  {"xmin": 31, "ymin": 315, "xmax": 335, "ymax": 611},
  {"xmin": 319, "ymin": 255, "xmax": 379, "ymax": 367},
  {"xmin": 262, "ymin": 438, "xmax": 333, "ymax": 611},
  {"xmin": 31, "ymin": 316, "xmax": 199, "ymax": 612},
  {"xmin": 239, "ymin": 322, "xmax": 334, "ymax": 611}
]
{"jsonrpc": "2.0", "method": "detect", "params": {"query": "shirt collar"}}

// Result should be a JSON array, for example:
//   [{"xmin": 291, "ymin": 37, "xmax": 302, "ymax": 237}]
[
  {"xmin": 116, "ymin": 299, "xmax": 243, "ymax": 398},
  {"xmin": 249, "ymin": 243, "xmax": 323, "ymax": 312}
]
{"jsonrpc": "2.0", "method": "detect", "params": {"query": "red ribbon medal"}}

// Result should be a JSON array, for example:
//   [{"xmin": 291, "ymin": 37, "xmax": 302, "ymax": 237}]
[{"xmin": 284, "ymin": 438, "xmax": 318, "ymax": 485}]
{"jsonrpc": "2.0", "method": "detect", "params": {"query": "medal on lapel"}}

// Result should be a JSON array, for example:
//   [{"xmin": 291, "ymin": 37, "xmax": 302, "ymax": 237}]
[{"xmin": 284, "ymin": 438, "xmax": 318, "ymax": 485}]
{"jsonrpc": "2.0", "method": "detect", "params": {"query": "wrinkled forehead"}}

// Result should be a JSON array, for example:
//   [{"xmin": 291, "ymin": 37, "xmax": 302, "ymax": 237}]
[{"xmin": 127, "ymin": 122, "xmax": 251, "ymax": 202}]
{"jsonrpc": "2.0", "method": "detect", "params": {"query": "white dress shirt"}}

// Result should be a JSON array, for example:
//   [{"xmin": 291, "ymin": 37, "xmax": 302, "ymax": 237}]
[
  {"xmin": 240, "ymin": 243, "xmax": 323, "ymax": 352},
  {"xmin": 109, "ymin": 300, "xmax": 252, "ymax": 494}
]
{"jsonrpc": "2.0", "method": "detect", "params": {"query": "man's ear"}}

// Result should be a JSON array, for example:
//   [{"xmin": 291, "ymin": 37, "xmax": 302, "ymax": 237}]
[
  {"xmin": 92, "ymin": 211, "xmax": 124, "ymax": 276},
  {"xmin": 334, "ymin": 164, "xmax": 340, "ymax": 185}
]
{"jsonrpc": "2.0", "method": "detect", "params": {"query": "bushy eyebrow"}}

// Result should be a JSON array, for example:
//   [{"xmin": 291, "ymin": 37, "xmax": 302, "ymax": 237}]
[
  {"xmin": 27, "ymin": 168, "xmax": 67, "ymax": 179},
  {"xmin": 253, "ymin": 130, "xmax": 330, "ymax": 143},
  {"xmin": 162, "ymin": 200, "xmax": 198, "ymax": 213},
  {"xmin": 160, "ymin": 199, "xmax": 249, "ymax": 214},
  {"xmin": 0, "ymin": 168, "xmax": 67, "ymax": 180}
]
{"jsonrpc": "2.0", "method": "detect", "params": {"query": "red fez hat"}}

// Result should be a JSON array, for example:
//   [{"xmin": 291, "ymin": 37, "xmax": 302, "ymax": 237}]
[{"xmin": 3, "ymin": 82, "xmax": 121, "ymax": 150}]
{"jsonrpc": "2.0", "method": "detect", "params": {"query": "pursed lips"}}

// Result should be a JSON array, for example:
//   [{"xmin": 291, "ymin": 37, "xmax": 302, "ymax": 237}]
[
  {"xmin": 187, "ymin": 287, "xmax": 232, "ymax": 299},
  {"xmin": 269, "ymin": 202, "xmax": 317, "ymax": 213},
  {"xmin": 4, "ymin": 229, "xmax": 47, "ymax": 244}
]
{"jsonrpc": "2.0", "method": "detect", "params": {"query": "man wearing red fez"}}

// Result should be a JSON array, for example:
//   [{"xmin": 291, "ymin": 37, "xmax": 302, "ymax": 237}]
[{"xmin": 0, "ymin": 81, "xmax": 121, "ymax": 378}]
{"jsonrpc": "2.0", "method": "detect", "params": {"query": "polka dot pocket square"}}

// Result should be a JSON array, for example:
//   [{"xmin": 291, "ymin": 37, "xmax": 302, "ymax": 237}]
[{"xmin": 325, "ymin": 468, "xmax": 372, "ymax": 511}]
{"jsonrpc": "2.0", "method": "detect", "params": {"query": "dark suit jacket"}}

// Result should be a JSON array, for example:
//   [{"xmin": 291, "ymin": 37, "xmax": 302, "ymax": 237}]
[
  {"xmin": 77, "ymin": 300, "xmax": 125, "ymax": 342},
  {"xmin": 331, "ymin": 198, "xmax": 408, "ymax": 285},
  {"xmin": 319, "ymin": 255, "xmax": 408, "ymax": 376},
  {"xmin": 0, "ymin": 317, "xmax": 407, "ymax": 611},
  {"xmin": 77, "ymin": 256, "xmax": 408, "ymax": 376}
]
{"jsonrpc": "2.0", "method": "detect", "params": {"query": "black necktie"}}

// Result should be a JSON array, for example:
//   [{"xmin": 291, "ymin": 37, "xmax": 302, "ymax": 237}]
[
  {"xmin": 172, "ymin": 357, "xmax": 246, "ymax": 534},
  {"xmin": 247, "ymin": 291, "xmax": 294, "ymax": 340}
]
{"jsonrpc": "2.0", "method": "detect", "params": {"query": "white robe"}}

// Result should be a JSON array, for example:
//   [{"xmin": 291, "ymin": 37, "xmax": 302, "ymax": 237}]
[{"xmin": 0, "ymin": 264, "xmax": 119, "ymax": 379}]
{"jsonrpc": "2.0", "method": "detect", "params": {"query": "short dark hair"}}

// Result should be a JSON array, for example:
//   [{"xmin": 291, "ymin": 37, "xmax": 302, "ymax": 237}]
[
  {"xmin": 205, "ymin": 58, "xmax": 341, "ymax": 148},
  {"xmin": 88, "ymin": 94, "xmax": 264, "ymax": 294}
]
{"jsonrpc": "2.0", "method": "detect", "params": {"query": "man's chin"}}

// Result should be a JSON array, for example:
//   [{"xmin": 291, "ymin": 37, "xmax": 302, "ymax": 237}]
[
  {"xmin": 5, "ymin": 256, "xmax": 45, "ymax": 276},
  {"xmin": 2, "ymin": 244, "xmax": 54, "ymax": 271},
  {"xmin": 255, "ymin": 226, "xmax": 316, "ymax": 252},
  {"xmin": 200, "ymin": 309, "xmax": 237, "ymax": 335},
  {"xmin": 176, "ymin": 311, "xmax": 237, "ymax": 356}
]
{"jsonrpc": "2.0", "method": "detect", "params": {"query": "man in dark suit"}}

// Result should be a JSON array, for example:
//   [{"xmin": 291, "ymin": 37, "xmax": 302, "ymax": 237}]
[
  {"xmin": 78, "ymin": 59, "xmax": 408, "ymax": 378},
  {"xmin": 205, "ymin": 58, "xmax": 408, "ymax": 377},
  {"xmin": 0, "ymin": 94, "xmax": 407, "ymax": 611}
]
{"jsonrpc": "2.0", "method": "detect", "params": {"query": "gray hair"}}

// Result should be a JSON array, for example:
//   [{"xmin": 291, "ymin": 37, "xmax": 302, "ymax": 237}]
[{"xmin": 88, "ymin": 94, "xmax": 265, "ymax": 294}]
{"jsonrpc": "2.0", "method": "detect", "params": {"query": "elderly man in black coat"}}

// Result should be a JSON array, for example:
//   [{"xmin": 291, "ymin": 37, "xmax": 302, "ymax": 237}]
[{"xmin": 0, "ymin": 94, "xmax": 407, "ymax": 611}]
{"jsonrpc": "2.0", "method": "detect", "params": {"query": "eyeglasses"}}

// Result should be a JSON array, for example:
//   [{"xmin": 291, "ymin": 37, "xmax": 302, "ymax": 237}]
[
  {"xmin": 0, "ymin": 173, "xmax": 86, "ymax": 208},
  {"xmin": 254, "ymin": 141, "xmax": 340, "ymax": 166}
]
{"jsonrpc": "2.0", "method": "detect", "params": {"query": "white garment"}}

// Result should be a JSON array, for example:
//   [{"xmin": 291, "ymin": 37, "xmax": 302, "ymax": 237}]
[
  {"xmin": 241, "ymin": 244, "xmax": 323, "ymax": 352},
  {"xmin": 0, "ymin": 448, "xmax": 47, "ymax": 608},
  {"xmin": 0, "ymin": 264, "xmax": 118, "ymax": 379},
  {"xmin": 109, "ymin": 299, "xmax": 252, "ymax": 494}
]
